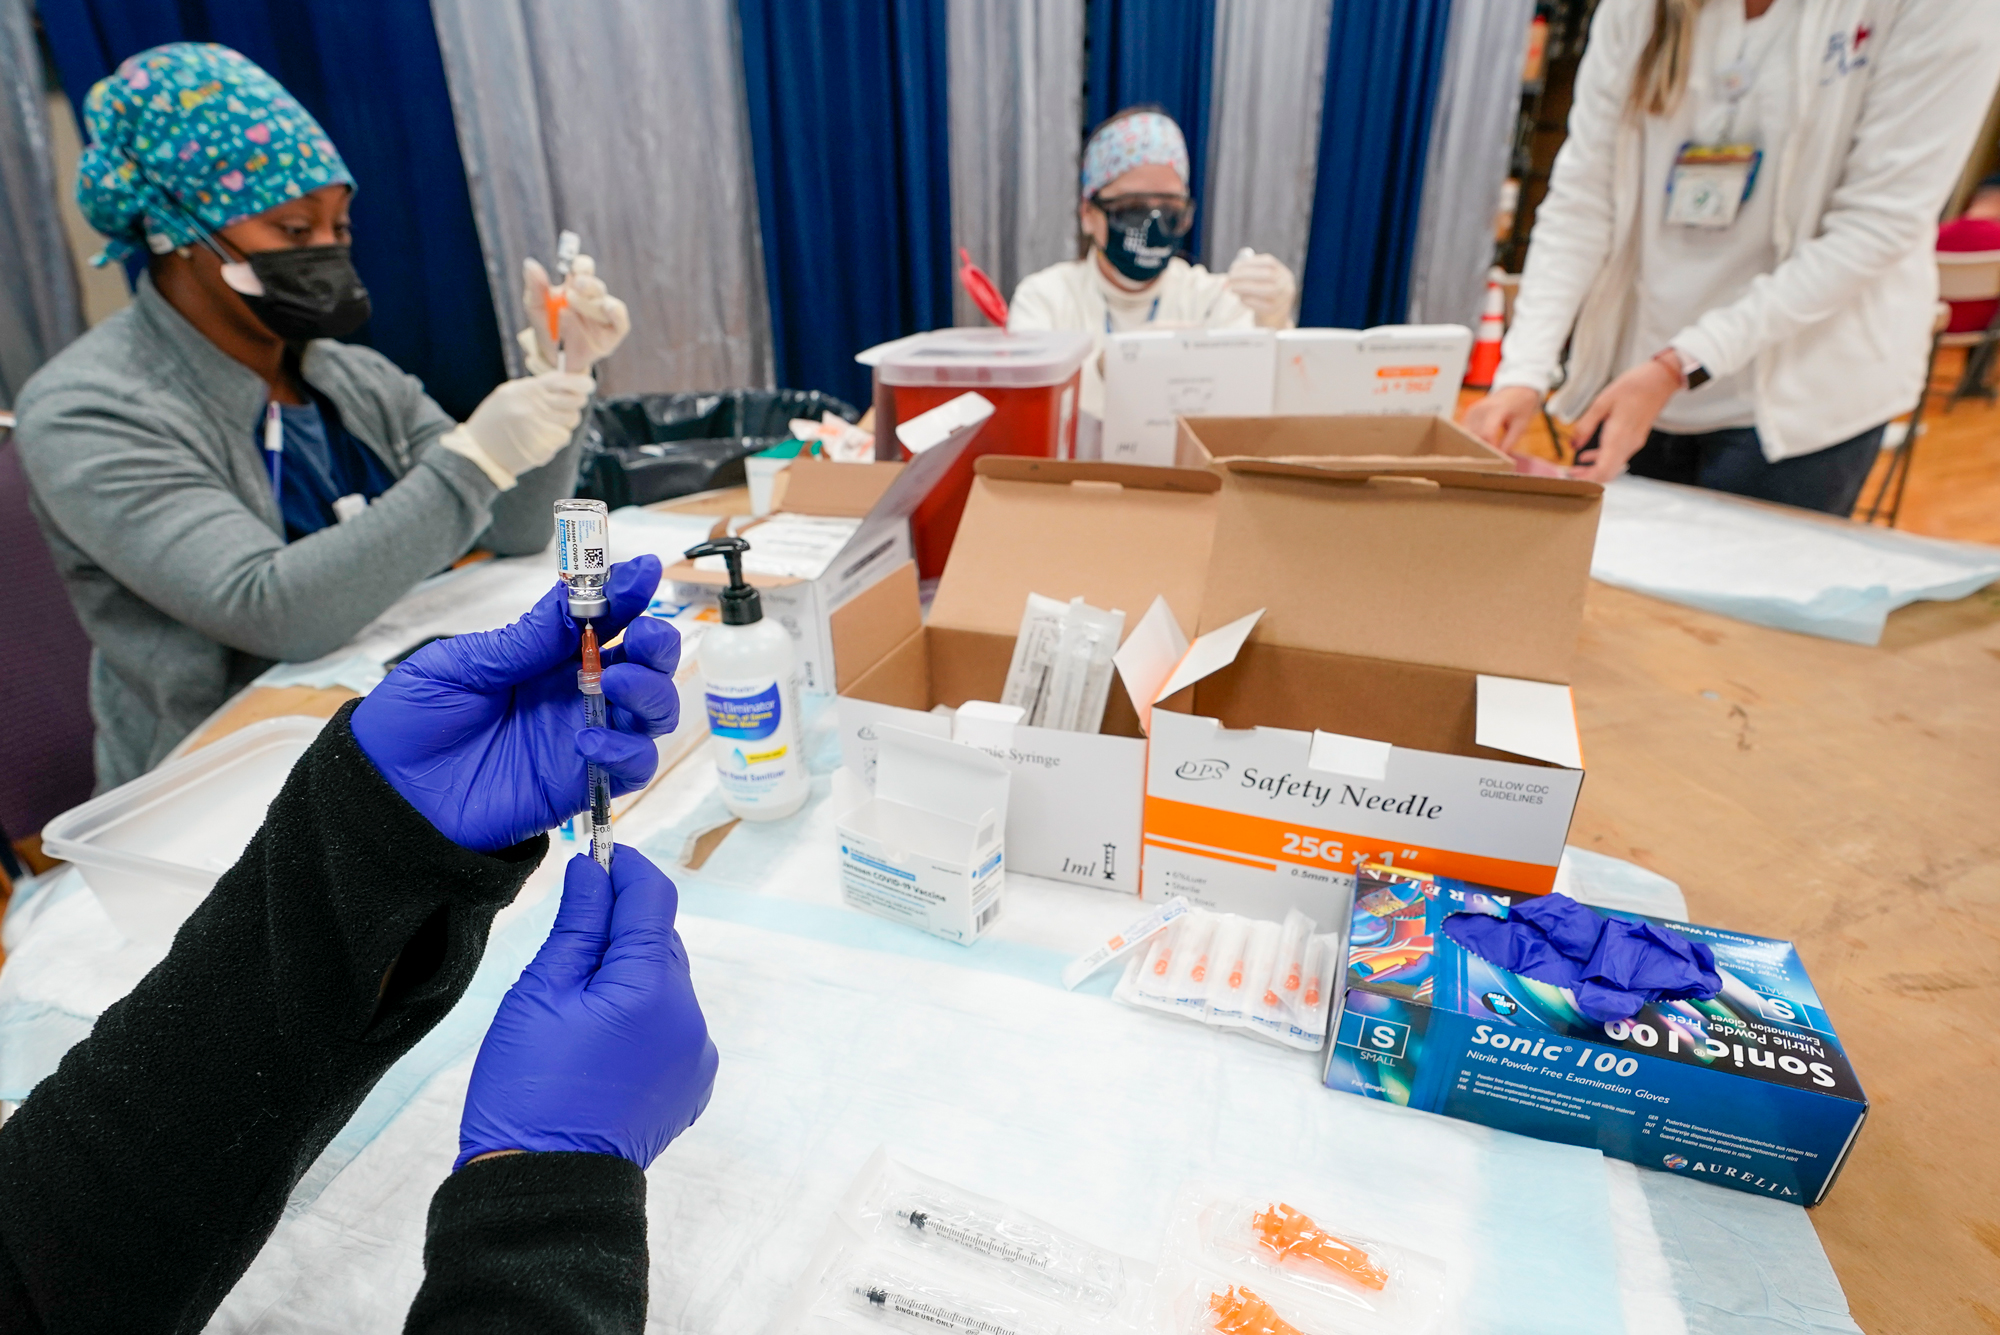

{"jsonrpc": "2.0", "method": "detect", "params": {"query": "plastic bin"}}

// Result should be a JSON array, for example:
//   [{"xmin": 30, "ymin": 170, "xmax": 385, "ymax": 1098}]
[
  {"xmin": 576, "ymin": 389, "xmax": 859, "ymax": 509},
  {"xmin": 875, "ymin": 329, "xmax": 1092, "ymax": 578},
  {"xmin": 40, "ymin": 716, "xmax": 324, "ymax": 949}
]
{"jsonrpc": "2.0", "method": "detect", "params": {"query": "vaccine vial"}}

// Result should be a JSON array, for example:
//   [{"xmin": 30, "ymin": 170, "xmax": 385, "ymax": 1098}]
[{"xmin": 554, "ymin": 498, "xmax": 610, "ymax": 619}]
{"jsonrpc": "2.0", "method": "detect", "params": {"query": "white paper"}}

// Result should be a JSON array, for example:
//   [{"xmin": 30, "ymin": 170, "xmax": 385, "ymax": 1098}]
[
  {"xmin": 952, "ymin": 700, "xmax": 1025, "ymax": 753},
  {"xmin": 1306, "ymin": 730, "xmax": 1393, "ymax": 780},
  {"xmin": 1155, "ymin": 608, "xmax": 1265, "ymax": 703},
  {"xmin": 1112, "ymin": 595, "xmax": 1190, "ymax": 736},
  {"xmin": 1475, "ymin": 675, "xmax": 1583, "ymax": 769},
  {"xmin": 1591, "ymin": 477, "xmax": 2000, "ymax": 645},
  {"xmin": 895, "ymin": 391, "xmax": 996, "ymax": 454}
]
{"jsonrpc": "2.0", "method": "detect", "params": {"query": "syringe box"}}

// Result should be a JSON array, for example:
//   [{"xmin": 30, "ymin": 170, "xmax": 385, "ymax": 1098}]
[
  {"xmin": 664, "ymin": 395, "xmax": 988, "ymax": 695},
  {"xmin": 833, "ymin": 725, "xmax": 1011, "ymax": 945},
  {"xmin": 834, "ymin": 456, "xmax": 1219, "ymax": 894},
  {"xmin": 1322, "ymin": 866, "xmax": 1869, "ymax": 1206}
]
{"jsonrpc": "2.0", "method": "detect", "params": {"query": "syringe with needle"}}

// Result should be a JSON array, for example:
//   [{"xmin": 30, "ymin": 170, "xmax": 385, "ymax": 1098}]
[
  {"xmin": 545, "ymin": 228, "xmax": 581, "ymax": 374},
  {"xmin": 555, "ymin": 497, "xmax": 614, "ymax": 869}
]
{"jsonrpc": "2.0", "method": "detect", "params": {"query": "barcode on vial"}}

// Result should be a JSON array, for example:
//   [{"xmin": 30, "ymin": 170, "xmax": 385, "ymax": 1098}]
[{"xmin": 975, "ymin": 901, "xmax": 1002, "ymax": 933}]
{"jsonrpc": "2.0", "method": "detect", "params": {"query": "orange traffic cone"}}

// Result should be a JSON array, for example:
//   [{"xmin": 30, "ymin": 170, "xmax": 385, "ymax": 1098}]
[{"xmin": 1464, "ymin": 271, "xmax": 1506, "ymax": 390}]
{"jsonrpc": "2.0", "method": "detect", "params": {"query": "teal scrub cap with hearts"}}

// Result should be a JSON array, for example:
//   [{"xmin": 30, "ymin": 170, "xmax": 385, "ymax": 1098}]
[{"xmin": 76, "ymin": 42, "xmax": 353, "ymax": 265}]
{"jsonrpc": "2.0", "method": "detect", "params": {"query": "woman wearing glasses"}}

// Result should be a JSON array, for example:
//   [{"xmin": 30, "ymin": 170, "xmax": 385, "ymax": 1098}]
[{"xmin": 1009, "ymin": 106, "xmax": 1296, "ymax": 429}]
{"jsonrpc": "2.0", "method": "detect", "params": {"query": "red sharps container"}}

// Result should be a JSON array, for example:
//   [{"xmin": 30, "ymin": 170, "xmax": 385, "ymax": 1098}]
[{"xmin": 875, "ymin": 329, "xmax": 1093, "ymax": 580}]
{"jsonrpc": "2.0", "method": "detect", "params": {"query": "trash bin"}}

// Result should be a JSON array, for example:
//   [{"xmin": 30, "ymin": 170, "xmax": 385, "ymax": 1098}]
[{"xmin": 574, "ymin": 389, "xmax": 860, "ymax": 509}]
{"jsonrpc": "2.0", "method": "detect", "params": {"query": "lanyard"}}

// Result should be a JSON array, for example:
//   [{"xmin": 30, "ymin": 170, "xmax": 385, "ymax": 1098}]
[
  {"xmin": 1716, "ymin": 5, "xmax": 1785, "ymax": 142},
  {"xmin": 264, "ymin": 401, "xmax": 283, "ymax": 498},
  {"xmin": 1105, "ymin": 297, "xmax": 1161, "ymax": 335}
]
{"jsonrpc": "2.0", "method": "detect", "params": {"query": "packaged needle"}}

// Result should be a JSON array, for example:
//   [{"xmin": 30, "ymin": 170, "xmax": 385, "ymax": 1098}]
[{"xmin": 1001, "ymin": 594, "xmax": 1126, "ymax": 735}]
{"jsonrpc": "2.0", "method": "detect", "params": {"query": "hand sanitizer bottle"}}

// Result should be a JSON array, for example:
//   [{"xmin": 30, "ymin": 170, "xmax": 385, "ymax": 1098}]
[{"xmin": 684, "ymin": 537, "xmax": 810, "ymax": 820}]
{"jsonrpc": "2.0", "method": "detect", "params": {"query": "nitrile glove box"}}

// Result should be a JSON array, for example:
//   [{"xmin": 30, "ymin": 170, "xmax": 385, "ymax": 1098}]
[{"xmin": 1322, "ymin": 866, "xmax": 1868, "ymax": 1205}]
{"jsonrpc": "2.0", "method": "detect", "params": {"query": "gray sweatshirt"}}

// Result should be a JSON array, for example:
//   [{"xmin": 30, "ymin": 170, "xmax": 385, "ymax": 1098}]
[{"xmin": 13, "ymin": 275, "xmax": 578, "ymax": 791}]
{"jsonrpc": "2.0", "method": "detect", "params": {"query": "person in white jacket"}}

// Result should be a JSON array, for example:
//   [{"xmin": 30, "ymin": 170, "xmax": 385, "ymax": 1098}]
[
  {"xmin": 1009, "ymin": 106, "xmax": 1297, "ymax": 423},
  {"xmin": 1463, "ymin": 0, "xmax": 2000, "ymax": 513}
]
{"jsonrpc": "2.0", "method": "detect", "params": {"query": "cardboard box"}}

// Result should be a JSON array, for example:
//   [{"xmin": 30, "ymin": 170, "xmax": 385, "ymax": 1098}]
[
  {"xmin": 1131, "ymin": 461, "xmax": 1602, "ymax": 924},
  {"xmin": 834, "ymin": 724, "xmax": 1011, "ymax": 944},
  {"xmin": 1102, "ymin": 329, "xmax": 1277, "ymax": 466},
  {"xmin": 663, "ymin": 399, "xmax": 985, "ymax": 694},
  {"xmin": 1323, "ymin": 866, "xmax": 1868, "ymax": 1205},
  {"xmin": 1272, "ymin": 326, "xmax": 1474, "ymax": 417},
  {"xmin": 1174, "ymin": 413, "xmax": 1509, "ymax": 474},
  {"xmin": 836, "ymin": 456, "xmax": 1220, "ymax": 893}
]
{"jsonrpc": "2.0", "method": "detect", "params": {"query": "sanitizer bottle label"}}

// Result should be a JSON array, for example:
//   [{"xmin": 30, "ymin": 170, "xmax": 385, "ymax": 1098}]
[
  {"xmin": 706, "ymin": 682, "xmax": 782, "ymax": 739},
  {"xmin": 705, "ymin": 678, "xmax": 798, "ymax": 801}
]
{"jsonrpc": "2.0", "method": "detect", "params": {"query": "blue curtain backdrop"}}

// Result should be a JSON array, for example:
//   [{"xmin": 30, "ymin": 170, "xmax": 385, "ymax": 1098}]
[
  {"xmin": 740, "ymin": 0, "xmax": 952, "ymax": 408},
  {"xmin": 37, "ymin": 0, "xmax": 504, "ymax": 421},
  {"xmin": 1084, "ymin": 0, "xmax": 1216, "ymax": 260},
  {"xmin": 1298, "ymin": 0, "xmax": 1454, "ymax": 328}
]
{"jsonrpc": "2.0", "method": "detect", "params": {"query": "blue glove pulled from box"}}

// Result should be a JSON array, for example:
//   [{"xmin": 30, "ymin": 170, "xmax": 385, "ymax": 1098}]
[{"xmin": 1441, "ymin": 892, "xmax": 1722, "ymax": 1024}]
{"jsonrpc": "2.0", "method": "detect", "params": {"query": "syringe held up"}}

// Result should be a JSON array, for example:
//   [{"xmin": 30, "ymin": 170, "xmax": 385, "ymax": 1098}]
[{"xmin": 578, "ymin": 624, "xmax": 614, "ymax": 869}]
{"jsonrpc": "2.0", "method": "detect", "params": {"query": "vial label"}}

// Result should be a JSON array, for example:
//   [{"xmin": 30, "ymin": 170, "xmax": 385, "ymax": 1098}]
[{"xmin": 556, "ymin": 513, "xmax": 608, "ymax": 577}]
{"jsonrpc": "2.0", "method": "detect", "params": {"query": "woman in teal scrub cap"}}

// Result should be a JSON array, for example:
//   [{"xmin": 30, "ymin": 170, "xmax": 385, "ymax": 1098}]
[{"xmin": 14, "ymin": 43, "xmax": 629, "ymax": 790}]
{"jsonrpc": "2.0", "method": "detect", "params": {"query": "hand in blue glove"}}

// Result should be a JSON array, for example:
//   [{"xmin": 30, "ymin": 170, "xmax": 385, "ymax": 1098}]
[
  {"xmin": 352, "ymin": 556, "xmax": 679, "ymax": 853},
  {"xmin": 457, "ymin": 848, "xmax": 720, "ymax": 1170}
]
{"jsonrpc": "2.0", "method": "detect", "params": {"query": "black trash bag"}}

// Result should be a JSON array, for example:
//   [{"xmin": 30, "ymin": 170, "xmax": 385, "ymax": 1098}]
[{"xmin": 574, "ymin": 389, "xmax": 860, "ymax": 509}]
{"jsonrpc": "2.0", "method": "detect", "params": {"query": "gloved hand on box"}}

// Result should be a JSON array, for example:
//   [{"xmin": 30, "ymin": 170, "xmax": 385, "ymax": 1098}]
[{"xmin": 1441, "ymin": 893, "xmax": 1722, "ymax": 1024}]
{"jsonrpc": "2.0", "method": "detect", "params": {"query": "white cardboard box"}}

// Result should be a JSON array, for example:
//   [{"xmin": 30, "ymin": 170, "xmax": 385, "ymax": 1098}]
[
  {"xmin": 834, "ymin": 724, "xmax": 1011, "ymax": 944},
  {"xmin": 1272, "ymin": 325, "xmax": 1473, "ymax": 417},
  {"xmin": 663, "ymin": 395, "xmax": 990, "ymax": 694},
  {"xmin": 1101, "ymin": 329, "xmax": 1276, "ymax": 465},
  {"xmin": 835, "ymin": 457, "xmax": 1220, "ymax": 893},
  {"xmin": 1120, "ymin": 461, "xmax": 1603, "ymax": 924}
]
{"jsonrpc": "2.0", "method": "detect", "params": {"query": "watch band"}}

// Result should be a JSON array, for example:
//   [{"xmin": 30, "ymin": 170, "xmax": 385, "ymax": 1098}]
[{"xmin": 1656, "ymin": 346, "xmax": 1710, "ymax": 390}]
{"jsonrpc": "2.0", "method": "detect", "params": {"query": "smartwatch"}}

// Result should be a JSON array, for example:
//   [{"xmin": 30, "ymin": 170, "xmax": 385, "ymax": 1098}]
[{"xmin": 1656, "ymin": 346, "xmax": 1710, "ymax": 390}]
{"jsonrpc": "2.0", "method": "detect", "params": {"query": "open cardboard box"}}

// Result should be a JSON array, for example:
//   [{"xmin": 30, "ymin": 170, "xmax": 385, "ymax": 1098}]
[
  {"xmin": 1175, "ymin": 414, "xmax": 1510, "ymax": 474},
  {"xmin": 662, "ymin": 396, "xmax": 988, "ymax": 694},
  {"xmin": 834, "ymin": 456, "xmax": 1220, "ymax": 892},
  {"xmin": 1129, "ymin": 461, "xmax": 1603, "ymax": 926}
]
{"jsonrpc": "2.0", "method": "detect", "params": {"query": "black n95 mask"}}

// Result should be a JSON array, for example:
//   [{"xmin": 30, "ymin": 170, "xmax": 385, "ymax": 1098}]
[{"xmin": 222, "ymin": 244, "xmax": 372, "ymax": 343}]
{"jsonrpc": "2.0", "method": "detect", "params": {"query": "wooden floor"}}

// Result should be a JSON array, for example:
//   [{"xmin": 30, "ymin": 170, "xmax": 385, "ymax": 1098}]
[{"xmin": 1469, "ymin": 347, "xmax": 2000, "ymax": 544}]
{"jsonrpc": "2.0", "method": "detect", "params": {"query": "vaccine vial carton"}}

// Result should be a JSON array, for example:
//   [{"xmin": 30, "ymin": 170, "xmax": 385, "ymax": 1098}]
[{"xmin": 834, "ymin": 725, "xmax": 1011, "ymax": 944}]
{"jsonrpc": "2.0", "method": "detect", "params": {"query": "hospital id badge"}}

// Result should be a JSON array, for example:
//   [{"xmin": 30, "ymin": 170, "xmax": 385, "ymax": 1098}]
[{"xmin": 1665, "ymin": 143, "xmax": 1761, "ymax": 228}]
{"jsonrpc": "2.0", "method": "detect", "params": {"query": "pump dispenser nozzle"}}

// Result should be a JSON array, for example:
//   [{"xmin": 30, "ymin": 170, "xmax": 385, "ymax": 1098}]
[{"xmin": 684, "ymin": 538, "xmax": 761, "ymax": 625}]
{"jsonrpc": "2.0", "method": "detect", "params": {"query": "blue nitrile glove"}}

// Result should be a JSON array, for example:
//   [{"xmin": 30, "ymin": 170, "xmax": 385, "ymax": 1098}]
[
  {"xmin": 352, "ymin": 556, "xmax": 679, "ymax": 854},
  {"xmin": 1442, "ymin": 893, "xmax": 1722, "ymax": 1024},
  {"xmin": 456, "ymin": 848, "xmax": 720, "ymax": 1169}
]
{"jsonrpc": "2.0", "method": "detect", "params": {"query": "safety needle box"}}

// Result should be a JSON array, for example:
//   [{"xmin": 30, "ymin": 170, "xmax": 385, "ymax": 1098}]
[
  {"xmin": 833, "ymin": 724, "xmax": 1011, "ymax": 945},
  {"xmin": 1323, "ymin": 866, "xmax": 1868, "ymax": 1205},
  {"xmin": 1130, "ymin": 460, "xmax": 1602, "ymax": 925},
  {"xmin": 835, "ymin": 456, "xmax": 1220, "ymax": 893}
]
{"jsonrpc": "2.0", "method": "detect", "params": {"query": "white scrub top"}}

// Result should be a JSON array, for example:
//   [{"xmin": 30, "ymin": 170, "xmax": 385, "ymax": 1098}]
[{"xmin": 1008, "ymin": 255, "xmax": 1254, "ymax": 418}]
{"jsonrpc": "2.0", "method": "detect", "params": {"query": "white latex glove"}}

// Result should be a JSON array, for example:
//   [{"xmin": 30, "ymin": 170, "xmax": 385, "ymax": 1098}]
[
  {"xmin": 518, "ymin": 254, "xmax": 631, "ymax": 374},
  {"xmin": 437, "ymin": 372, "xmax": 595, "ymax": 490},
  {"xmin": 1226, "ymin": 248, "xmax": 1297, "ymax": 329}
]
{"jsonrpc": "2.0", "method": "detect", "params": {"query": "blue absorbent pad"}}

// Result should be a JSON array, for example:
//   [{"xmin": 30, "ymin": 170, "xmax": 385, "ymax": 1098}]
[
  {"xmin": 1328, "ymin": 865, "xmax": 1867, "ymax": 1206},
  {"xmin": 1591, "ymin": 476, "xmax": 2000, "ymax": 645}
]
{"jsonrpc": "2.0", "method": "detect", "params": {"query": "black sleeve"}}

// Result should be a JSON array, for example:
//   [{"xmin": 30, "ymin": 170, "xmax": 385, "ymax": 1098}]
[
  {"xmin": 0, "ymin": 701, "xmax": 543, "ymax": 1335},
  {"xmin": 404, "ymin": 1152, "xmax": 649, "ymax": 1333}
]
